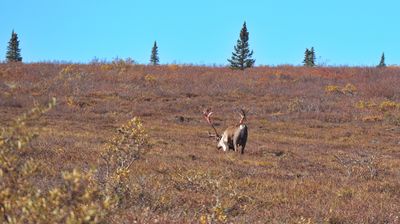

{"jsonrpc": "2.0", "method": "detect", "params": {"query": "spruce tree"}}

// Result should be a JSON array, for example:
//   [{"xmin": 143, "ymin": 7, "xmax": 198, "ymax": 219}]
[
  {"xmin": 309, "ymin": 47, "xmax": 316, "ymax": 67},
  {"xmin": 303, "ymin": 48, "xmax": 310, "ymax": 66},
  {"xmin": 6, "ymin": 30, "xmax": 22, "ymax": 62},
  {"xmin": 150, "ymin": 41, "xmax": 159, "ymax": 65},
  {"xmin": 228, "ymin": 22, "xmax": 255, "ymax": 70},
  {"xmin": 303, "ymin": 47, "xmax": 316, "ymax": 67},
  {"xmin": 377, "ymin": 52, "xmax": 386, "ymax": 68}
]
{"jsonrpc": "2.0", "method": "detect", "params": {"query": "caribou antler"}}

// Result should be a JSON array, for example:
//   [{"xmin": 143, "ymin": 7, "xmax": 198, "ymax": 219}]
[
  {"xmin": 203, "ymin": 108, "xmax": 220, "ymax": 138},
  {"xmin": 237, "ymin": 109, "xmax": 246, "ymax": 125}
]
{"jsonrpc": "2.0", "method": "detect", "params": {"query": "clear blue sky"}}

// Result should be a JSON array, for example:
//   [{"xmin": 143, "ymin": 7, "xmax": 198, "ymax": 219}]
[{"xmin": 1, "ymin": 0, "xmax": 399, "ymax": 66}]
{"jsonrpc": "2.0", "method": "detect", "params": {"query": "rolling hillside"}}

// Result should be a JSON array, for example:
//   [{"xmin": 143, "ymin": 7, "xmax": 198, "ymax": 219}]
[{"xmin": 1, "ymin": 63, "xmax": 400, "ymax": 223}]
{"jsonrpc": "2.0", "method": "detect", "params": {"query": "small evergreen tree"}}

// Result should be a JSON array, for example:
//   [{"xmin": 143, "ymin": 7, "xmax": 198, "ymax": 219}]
[
  {"xmin": 228, "ymin": 22, "xmax": 255, "ymax": 70},
  {"xmin": 6, "ymin": 30, "xmax": 22, "ymax": 62},
  {"xmin": 150, "ymin": 41, "xmax": 159, "ymax": 65},
  {"xmin": 377, "ymin": 52, "xmax": 386, "ymax": 68},
  {"xmin": 303, "ymin": 47, "xmax": 316, "ymax": 67},
  {"xmin": 303, "ymin": 48, "xmax": 310, "ymax": 66},
  {"xmin": 309, "ymin": 47, "xmax": 316, "ymax": 67}
]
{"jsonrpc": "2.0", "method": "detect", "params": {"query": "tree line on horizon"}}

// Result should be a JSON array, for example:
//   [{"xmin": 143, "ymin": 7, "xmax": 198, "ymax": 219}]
[{"xmin": 4, "ymin": 24, "xmax": 388, "ymax": 69}]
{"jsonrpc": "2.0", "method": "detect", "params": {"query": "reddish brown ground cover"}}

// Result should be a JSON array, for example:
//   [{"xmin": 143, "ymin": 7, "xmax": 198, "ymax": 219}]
[{"xmin": 1, "ymin": 63, "xmax": 400, "ymax": 223}]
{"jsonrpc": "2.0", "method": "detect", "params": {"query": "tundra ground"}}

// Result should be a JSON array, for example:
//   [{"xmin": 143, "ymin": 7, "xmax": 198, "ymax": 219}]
[{"xmin": 1, "ymin": 63, "xmax": 400, "ymax": 223}]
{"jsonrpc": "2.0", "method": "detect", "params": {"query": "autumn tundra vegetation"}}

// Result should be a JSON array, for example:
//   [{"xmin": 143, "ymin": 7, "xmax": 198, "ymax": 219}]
[
  {"xmin": 0, "ymin": 21, "xmax": 398, "ymax": 223},
  {"xmin": 1, "ymin": 61, "xmax": 400, "ymax": 223}
]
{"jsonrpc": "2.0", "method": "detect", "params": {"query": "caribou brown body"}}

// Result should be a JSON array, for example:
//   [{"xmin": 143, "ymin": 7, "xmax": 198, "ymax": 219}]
[{"xmin": 203, "ymin": 108, "xmax": 248, "ymax": 154}]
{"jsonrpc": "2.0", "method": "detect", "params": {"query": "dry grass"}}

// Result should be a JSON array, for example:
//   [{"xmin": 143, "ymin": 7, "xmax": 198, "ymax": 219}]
[{"xmin": 1, "ymin": 63, "xmax": 400, "ymax": 223}]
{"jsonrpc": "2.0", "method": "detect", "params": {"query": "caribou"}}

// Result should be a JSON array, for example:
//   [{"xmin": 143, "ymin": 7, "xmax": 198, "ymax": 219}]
[{"xmin": 203, "ymin": 108, "xmax": 248, "ymax": 154}]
